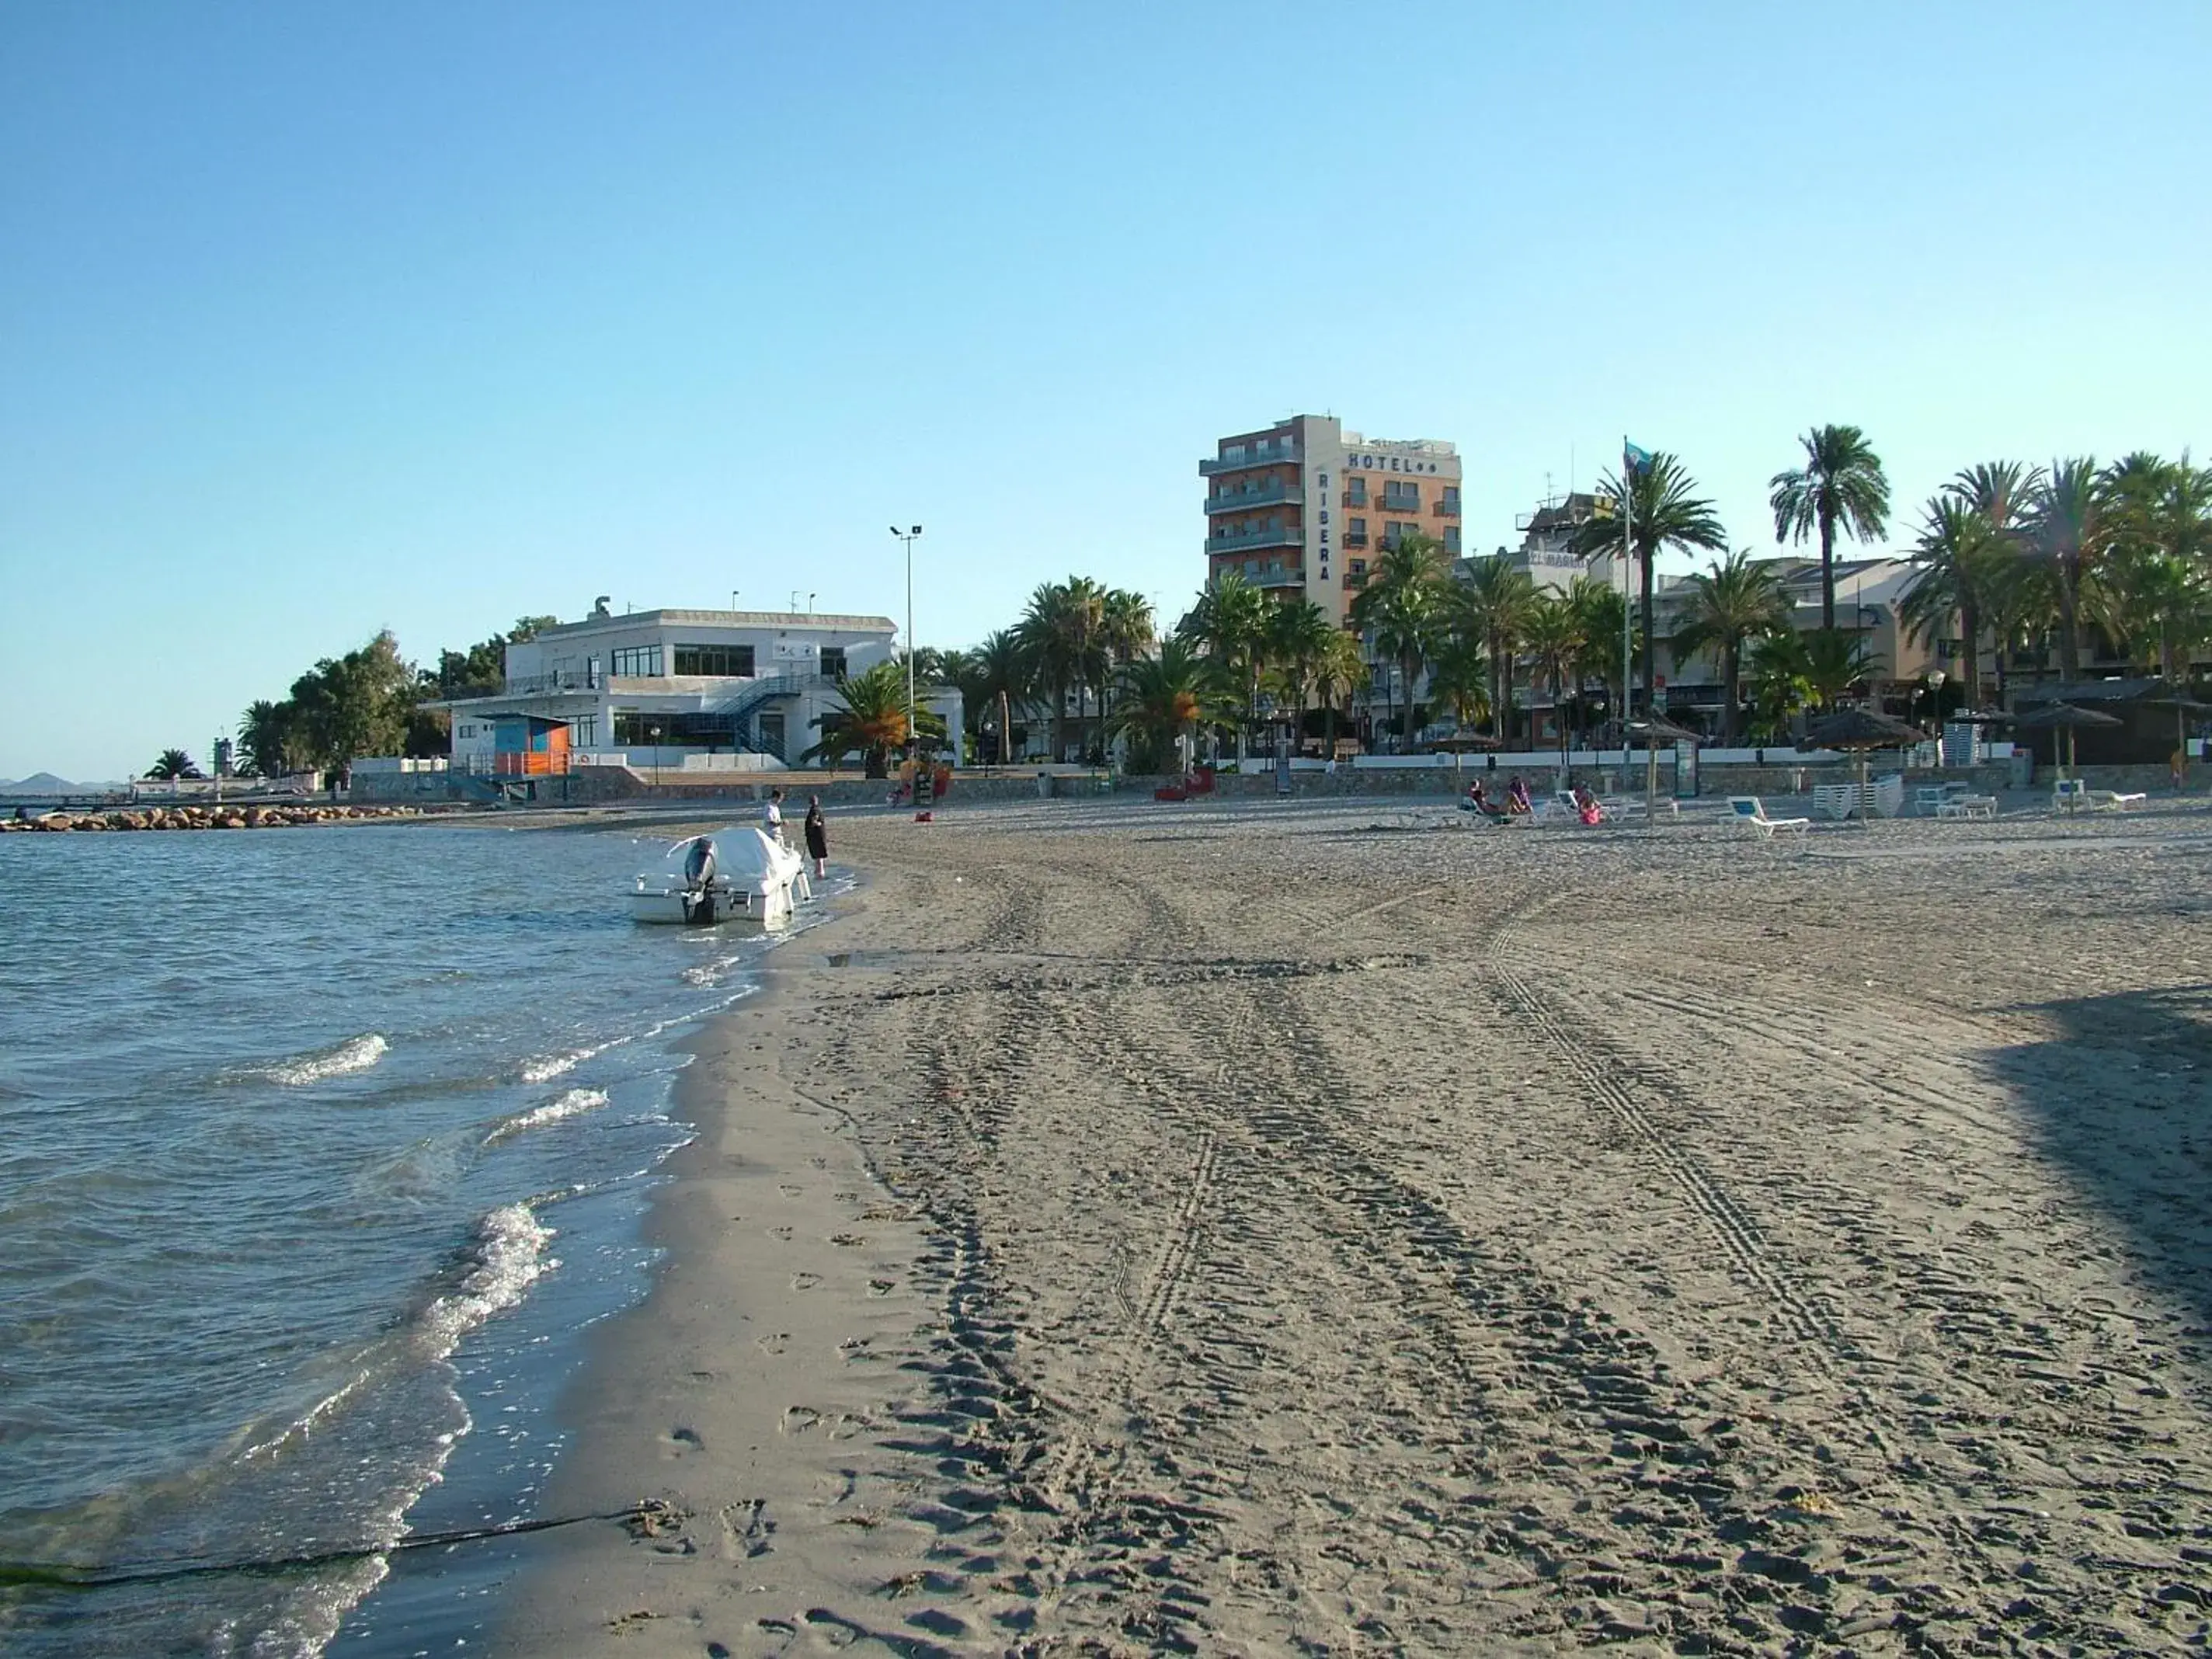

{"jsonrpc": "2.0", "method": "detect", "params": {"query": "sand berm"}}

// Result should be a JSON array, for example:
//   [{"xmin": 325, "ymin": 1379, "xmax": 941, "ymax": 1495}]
[{"xmin": 496, "ymin": 795, "xmax": 2212, "ymax": 1655}]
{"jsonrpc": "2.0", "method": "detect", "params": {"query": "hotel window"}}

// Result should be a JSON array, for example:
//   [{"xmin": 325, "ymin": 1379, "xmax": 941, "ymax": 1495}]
[
  {"xmin": 1441, "ymin": 486, "xmax": 1461, "ymax": 514},
  {"xmin": 1344, "ymin": 478, "xmax": 1367, "ymax": 507},
  {"xmin": 1383, "ymin": 482, "xmax": 1420, "ymax": 511},
  {"xmin": 568, "ymin": 716, "xmax": 596, "ymax": 746},
  {"xmin": 1223, "ymin": 443, "xmax": 1246, "ymax": 463},
  {"xmin": 820, "ymin": 645, "xmax": 847, "ymax": 679},
  {"xmin": 1443, "ymin": 526, "xmax": 1462, "ymax": 555},
  {"xmin": 672, "ymin": 643, "xmax": 755, "ymax": 677},
  {"xmin": 609, "ymin": 645, "xmax": 663, "ymax": 677},
  {"xmin": 612, "ymin": 711, "xmax": 674, "ymax": 745}
]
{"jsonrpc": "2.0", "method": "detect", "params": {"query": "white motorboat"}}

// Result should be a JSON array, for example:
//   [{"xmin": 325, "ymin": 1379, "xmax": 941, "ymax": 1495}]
[{"xmin": 629, "ymin": 827, "xmax": 812, "ymax": 926}]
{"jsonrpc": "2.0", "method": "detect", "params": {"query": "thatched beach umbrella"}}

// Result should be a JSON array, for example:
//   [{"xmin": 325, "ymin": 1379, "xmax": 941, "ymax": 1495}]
[
  {"xmin": 2142, "ymin": 689, "xmax": 2212, "ymax": 782},
  {"xmin": 1804, "ymin": 707, "xmax": 1927, "ymax": 805},
  {"xmin": 2004, "ymin": 701, "xmax": 2121, "ymax": 781},
  {"xmin": 1626, "ymin": 715, "xmax": 1703, "ymax": 745}
]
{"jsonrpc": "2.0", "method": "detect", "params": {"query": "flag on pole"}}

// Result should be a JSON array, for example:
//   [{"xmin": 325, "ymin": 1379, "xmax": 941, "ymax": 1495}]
[{"xmin": 1623, "ymin": 440, "xmax": 1654, "ymax": 477}]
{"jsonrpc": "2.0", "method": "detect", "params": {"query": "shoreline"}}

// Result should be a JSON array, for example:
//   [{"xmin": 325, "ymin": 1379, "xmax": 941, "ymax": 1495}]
[
  {"xmin": 482, "ymin": 798, "xmax": 2212, "ymax": 1654},
  {"xmin": 489, "ymin": 864, "xmax": 979, "ymax": 1653}
]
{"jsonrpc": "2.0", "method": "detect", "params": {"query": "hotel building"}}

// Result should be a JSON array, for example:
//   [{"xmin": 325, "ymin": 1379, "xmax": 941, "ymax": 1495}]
[{"xmin": 1202, "ymin": 414, "xmax": 1462, "ymax": 627}]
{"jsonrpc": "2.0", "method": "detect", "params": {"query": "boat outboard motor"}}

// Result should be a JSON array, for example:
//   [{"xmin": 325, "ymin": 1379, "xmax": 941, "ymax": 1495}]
[{"xmin": 680, "ymin": 838, "xmax": 718, "ymax": 925}]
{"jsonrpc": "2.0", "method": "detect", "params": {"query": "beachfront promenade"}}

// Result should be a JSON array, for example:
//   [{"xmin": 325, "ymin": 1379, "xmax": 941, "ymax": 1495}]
[{"xmin": 500, "ymin": 797, "xmax": 2212, "ymax": 1654}]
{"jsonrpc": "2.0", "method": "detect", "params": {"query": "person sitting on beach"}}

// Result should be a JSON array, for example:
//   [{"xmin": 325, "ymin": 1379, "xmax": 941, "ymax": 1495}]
[
  {"xmin": 1572, "ymin": 782, "xmax": 1604, "ymax": 826},
  {"xmin": 1463, "ymin": 779, "xmax": 1508, "ymax": 824},
  {"xmin": 1506, "ymin": 776, "xmax": 1532, "ymax": 814}
]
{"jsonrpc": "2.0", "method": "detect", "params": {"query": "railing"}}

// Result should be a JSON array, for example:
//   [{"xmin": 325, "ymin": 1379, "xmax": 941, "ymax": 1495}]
[
  {"xmin": 1341, "ymin": 491, "xmax": 1368, "ymax": 509},
  {"xmin": 1199, "ymin": 445, "xmax": 1299, "ymax": 475},
  {"xmin": 496, "ymin": 672, "xmax": 597, "ymax": 697},
  {"xmin": 1381, "ymin": 496, "xmax": 1421, "ymax": 515},
  {"xmin": 1434, "ymin": 499, "xmax": 1460, "ymax": 516},
  {"xmin": 1206, "ymin": 524, "xmax": 1303, "ymax": 554},
  {"xmin": 1206, "ymin": 481, "xmax": 1303, "ymax": 513},
  {"xmin": 1343, "ymin": 531, "xmax": 1368, "ymax": 548},
  {"xmin": 1255, "ymin": 568, "xmax": 1306, "ymax": 589},
  {"xmin": 711, "ymin": 673, "xmax": 827, "ymax": 719}
]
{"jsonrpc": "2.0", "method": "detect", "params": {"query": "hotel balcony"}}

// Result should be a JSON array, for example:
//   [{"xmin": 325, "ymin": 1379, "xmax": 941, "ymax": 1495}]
[
  {"xmin": 1434, "ymin": 500, "xmax": 1461, "ymax": 516},
  {"xmin": 1254, "ymin": 567, "xmax": 1306, "ymax": 589},
  {"xmin": 1207, "ymin": 523, "xmax": 1305, "ymax": 555},
  {"xmin": 1206, "ymin": 480, "xmax": 1305, "ymax": 514},
  {"xmin": 1380, "ymin": 498, "xmax": 1421, "ymax": 516},
  {"xmin": 1343, "ymin": 531, "xmax": 1369, "ymax": 547},
  {"xmin": 1199, "ymin": 444, "xmax": 1299, "ymax": 476}
]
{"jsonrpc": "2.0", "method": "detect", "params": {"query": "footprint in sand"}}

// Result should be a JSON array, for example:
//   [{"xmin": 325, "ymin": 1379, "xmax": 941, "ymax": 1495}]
[
  {"xmin": 784, "ymin": 1405, "xmax": 823, "ymax": 1433},
  {"xmin": 791, "ymin": 1271, "xmax": 822, "ymax": 1291},
  {"xmin": 830, "ymin": 1233, "xmax": 867, "ymax": 1247},
  {"xmin": 769, "ymin": 1225, "xmax": 794, "ymax": 1242},
  {"xmin": 867, "ymin": 1278, "xmax": 896, "ymax": 1296},
  {"xmin": 756, "ymin": 1332, "xmax": 790, "ymax": 1356},
  {"xmin": 778, "ymin": 1183, "xmax": 804, "ymax": 1197},
  {"xmin": 663, "ymin": 1425, "xmax": 704, "ymax": 1458}
]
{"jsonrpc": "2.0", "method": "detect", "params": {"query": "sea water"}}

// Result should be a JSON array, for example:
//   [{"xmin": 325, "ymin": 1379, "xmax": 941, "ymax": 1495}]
[{"xmin": 0, "ymin": 820, "xmax": 814, "ymax": 1655}]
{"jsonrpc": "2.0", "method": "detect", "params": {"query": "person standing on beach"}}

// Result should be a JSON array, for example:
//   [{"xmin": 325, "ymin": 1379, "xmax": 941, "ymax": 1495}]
[
  {"xmin": 763, "ymin": 788, "xmax": 785, "ymax": 843},
  {"xmin": 803, "ymin": 795, "xmax": 828, "ymax": 877}
]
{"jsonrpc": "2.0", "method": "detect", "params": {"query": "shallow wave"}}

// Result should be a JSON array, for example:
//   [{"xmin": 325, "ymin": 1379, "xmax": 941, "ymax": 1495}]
[
  {"xmin": 242, "ymin": 1032, "xmax": 390, "ymax": 1087},
  {"xmin": 516, "ymin": 1039, "xmax": 619, "ymax": 1083},
  {"xmin": 419, "ymin": 1204, "xmax": 555, "ymax": 1357},
  {"xmin": 482, "ymin": 1087, "xmax": 610, "ymax": 1146}
]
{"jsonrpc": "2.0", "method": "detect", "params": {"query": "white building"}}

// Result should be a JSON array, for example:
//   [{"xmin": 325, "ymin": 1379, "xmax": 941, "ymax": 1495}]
[{"xmin": 434, "ymin": 600, "xmax": 940, "ymax": 770}]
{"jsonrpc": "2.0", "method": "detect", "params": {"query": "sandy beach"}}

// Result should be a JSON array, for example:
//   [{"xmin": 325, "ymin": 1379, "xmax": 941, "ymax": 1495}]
[{"xmin": 496, "ymin": 795, "xmax": 2212, "ymax": 1655}]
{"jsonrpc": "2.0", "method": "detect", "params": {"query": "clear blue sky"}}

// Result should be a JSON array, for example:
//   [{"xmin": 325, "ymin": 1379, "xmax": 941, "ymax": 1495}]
[{"xmin": 4, "ymin": 1, "xmax": 2206, "ymax": 781}]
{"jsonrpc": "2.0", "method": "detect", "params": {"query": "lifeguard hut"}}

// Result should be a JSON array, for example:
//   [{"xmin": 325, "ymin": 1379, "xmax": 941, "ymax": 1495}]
[{"xmin": 488, "ymin": 714, "xmax": 572, "ymax": 777}]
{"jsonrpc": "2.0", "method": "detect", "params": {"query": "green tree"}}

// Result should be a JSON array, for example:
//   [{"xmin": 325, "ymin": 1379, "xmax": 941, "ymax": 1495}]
[
  {"xmin": 1264, "ymin": 600, "xmax": 1337, "ymax": 738},
  {"xmin": 238, "ymin": 699, "xmax": 306, "ymax": 779},
  {"xmin": 145, "ymin": 748, "xmax": 202, "ymax": 781},
  {"xmin": 1669, "ymin": 550, "xmax": 1789, "ymax": 743},
  {"xmin": 1566, "ymin": 578, "xmax": 1637, "ymax": 743},
  {"xmin": 1449, "ymin": 555, "xmax": 1539, "ymax": 741},
  {"xmin": 804, "ymin": 660, "xmax": 943, "ymax": 776},
  {"xmin": 1097, "ymin": 588, "xmax": 1157, "ymax": 764},
  {"xmin": 1901, "ymin": 496, "xmax": 2004, "ymax": 712},
  {"xmin": 1350, "ymin": 533, "xmax": 1450, "ymax": 752},
  {"xmin": 1424, "ymin": 635, "xmax": 1492, "ymax": 734},
  {"xmin": 962, "ymin": 628, "xmax": 1035, "ymax": 765},
  {"xmin": 2029, "ymin": 457, "xmax": 2109, "ymax": 680},
  {"xmin": 1109, "ymin": 639, "xmax": 1235, "ymax": 774},
  {"xmin": 1519, "ymin": 592, "xmax": 1588, "ymax": 760},
  {"xmin": 1311, "ymin": 628, "xmax": 1368, "ymax": 758},
  {"xmin": 290, "ymin": 631, "xmax": 418, "ymax": 773},
  {"xmin": 1015, "ymin": 578, "xmax": 1108, "ymax": 761},
  {"xmin": 1571, "ymin": 454, "xmax": 1727, "ymax": 724},
  {"xmin": 1769, "ymin": 424, "xmax": 1892, "ymax": 631},
  {"xmin": 1177, "ymin": 571, "xmax": 1271, "ymax": 760}
]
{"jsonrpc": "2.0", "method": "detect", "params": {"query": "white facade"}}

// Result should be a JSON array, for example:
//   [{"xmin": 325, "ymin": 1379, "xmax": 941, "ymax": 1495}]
[{"xmin": 438, "ymin": 603, "xmax": 906, "ymax": 767}]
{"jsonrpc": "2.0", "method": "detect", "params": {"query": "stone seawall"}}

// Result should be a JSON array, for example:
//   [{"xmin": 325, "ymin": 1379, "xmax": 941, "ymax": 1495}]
[{"xmin": 2, "ymin": 804, "xmax": 449, "ymax": 833}]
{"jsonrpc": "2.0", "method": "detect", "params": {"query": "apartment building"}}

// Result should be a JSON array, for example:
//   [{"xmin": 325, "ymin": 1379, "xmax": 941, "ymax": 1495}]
[{"xmin": 1201, "ymin": 414, "xmax": 1462, "ymax": 627}]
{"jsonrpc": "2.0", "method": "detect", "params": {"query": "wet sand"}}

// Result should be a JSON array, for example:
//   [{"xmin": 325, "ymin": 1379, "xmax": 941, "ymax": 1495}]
[{"xmin": 496, "ymin": 795, "xmax": 2212, "ymax": 1654}]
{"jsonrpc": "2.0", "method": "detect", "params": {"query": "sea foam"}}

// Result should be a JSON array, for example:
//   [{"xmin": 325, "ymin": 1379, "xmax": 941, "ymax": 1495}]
[
  {"xmin": 251, "ymin": 1033, "xmax": 390, "ymax": 1087},
  {"xmin": 483, "ymin": 1087, "xmax": 610, "ymax": 1146}
]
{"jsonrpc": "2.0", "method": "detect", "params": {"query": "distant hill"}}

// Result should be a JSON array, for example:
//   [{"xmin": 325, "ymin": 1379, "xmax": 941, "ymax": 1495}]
[{"xmin": 1, "ymin": 772, "xmax": 80, "ymax": 795}]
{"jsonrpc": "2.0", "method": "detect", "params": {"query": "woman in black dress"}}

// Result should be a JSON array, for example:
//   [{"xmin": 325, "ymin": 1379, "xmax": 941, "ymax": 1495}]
[{"xmin": 802, "ymin": 795, "xmax": 828, "ymax": 877}]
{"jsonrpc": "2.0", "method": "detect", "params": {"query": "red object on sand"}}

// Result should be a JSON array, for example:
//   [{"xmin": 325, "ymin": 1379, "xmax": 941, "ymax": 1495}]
[{"xmin": 913, "ymin": 811, "xmax": 933, "ymax": 823}]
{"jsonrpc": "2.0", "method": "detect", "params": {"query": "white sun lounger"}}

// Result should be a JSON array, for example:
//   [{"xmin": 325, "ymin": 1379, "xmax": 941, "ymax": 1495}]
[
  {"xmin": 2086, "ymin": 789, "xmax": 2148, "ymax": 812},
  {"xmin": 1936, "ymin": 794, "xmax": 1998, "ymax": 819},
  {"xmin": 1729, "ymin": 795, "xmax": 1809, "ymax": 836}
]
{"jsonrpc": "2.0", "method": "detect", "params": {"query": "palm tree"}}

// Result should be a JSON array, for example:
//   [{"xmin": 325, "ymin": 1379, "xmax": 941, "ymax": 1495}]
[
  {"xmin": 1519, "ymin": 593, "xmax": 1588, "ymax": 762},
  {"xmin": 1110, "ymin": 639, "xmax": 1236, "ymax": 775},
  {"xmin": 1015, "ymin": 578, "xmax": 1107, "ymax": 761},
  {"xmin": 1670, "ymin": 550, "xmax": 1789, "ymax": 743},
  {"xmin": 1265, "ymin": 600, "xmax": 1337, "ymax": 743},
  {"xmin": 1744, "ymin": 628, "xmax": 1882, "ymax": 732},
  {"xmin": 145, "ymin": 748, "xmax": 202, "ymax": 781},
  {"xmin": 1350, "ymin": 534, "xmax": 1450, "ymax": 752},
  {"xmin": 238, "ymin": 700, "xmax": 304, "ymax": 780},
  {"xmin": 1424, "ymin": 635, "xmax": 1492, "ymax": 735},
  {"xmin": 1566, "ymin": 578, "xmax": 1636, "ymax": 743},
  {"xmin": 1802, "ymin": 628, "xmax": 1883, "ymax": 708},
  {"xmin": 1312, "ymin": 628, "xmax": 1368, "ymax": 759},
  {"xmin": 2028, "ymin": 457, "xmax": 2108, "ymax": 680},
  {"xmin": 1747, "ymin": 634, "xmax": 1815, "ymax": 741},
  {"xmin": 1900, "ymin": 496, "xmax": 2002, "ymax": 712},
  {"xmin": 1097, "ymin": 589, "xmax": 1157, "ymax": 763},
  {"xmin": 1451, "ymin": 555, "xmax": 1539, "ymax": 742},
  {"xmin": 962, "ymin": 628, "xmax": 1034, "ymax": 765},
  {"xmin": 805, "ymin": 660, "xmax": 941, "ymax": 775},
  {"xmin": 1769, "ymin": 424, "xmax": 1892, "ymax": 631},
  {"xmin": 1571, "ymin": 454, "xmax": 1726, "ymax": 725},
  {"xmin": 1178, "ymin": 571, "xmax": 1271, "ymax": 761}
]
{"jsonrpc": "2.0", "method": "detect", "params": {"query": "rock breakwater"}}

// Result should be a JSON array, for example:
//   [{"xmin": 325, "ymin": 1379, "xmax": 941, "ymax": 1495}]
[{"xmin": 2, "ymin": 803, "xmax": 455, "ymax": 833}]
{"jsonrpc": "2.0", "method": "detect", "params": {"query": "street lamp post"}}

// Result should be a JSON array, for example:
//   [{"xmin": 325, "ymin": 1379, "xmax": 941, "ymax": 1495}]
[
  {"xmin": 889, "ymin": 526, "xmax": 923, "ymax": 744},
  {"xmin": 1928, "ymin": 669, "xmax": 1948, "ymax": 765}
]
